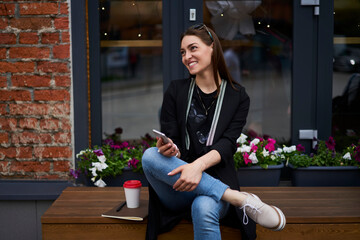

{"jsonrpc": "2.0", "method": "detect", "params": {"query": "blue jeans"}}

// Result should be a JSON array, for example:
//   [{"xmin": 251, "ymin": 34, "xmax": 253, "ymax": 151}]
[{"xmin": 142, "ymin": 147, "xmax": 230, "ymax": 240}]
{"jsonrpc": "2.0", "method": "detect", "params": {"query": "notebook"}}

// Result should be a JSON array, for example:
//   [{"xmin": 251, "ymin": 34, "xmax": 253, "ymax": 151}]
[{"xmin": 101, "ymin": 200, "xmax": 148, "ymax": 221}]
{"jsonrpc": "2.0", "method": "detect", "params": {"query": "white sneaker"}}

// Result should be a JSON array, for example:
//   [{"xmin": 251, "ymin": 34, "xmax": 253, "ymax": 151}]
[{"xmin": 240, "ymin": 192, "xmax": 286, "ymax": 231}]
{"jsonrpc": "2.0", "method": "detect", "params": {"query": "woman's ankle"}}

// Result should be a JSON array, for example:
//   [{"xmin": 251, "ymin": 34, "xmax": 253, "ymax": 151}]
[{"xmin": 222, "ymin": 189, "xmax": 247, "ymax": 207}]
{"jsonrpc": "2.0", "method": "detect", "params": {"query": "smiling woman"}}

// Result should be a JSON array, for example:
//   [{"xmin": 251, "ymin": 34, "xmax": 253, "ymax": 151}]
[
  {"xmin": 141, "ymin": 24, "xmax": 286, "ymax": 240},
  {"xmin": 180, "ymin": 35, "xmax": 213, "ymax": 78}
]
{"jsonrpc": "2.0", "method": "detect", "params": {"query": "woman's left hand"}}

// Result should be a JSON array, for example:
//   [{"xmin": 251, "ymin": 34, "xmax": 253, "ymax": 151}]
[{"xmin": 168, "ymin": 160, "xmax": 204, "ymax": 192}]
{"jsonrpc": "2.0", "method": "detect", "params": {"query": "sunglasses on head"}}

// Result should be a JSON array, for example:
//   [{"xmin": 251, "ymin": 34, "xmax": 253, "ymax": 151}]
[{"xmin": 190, "ymin": 23, "xmax": 214, "ymax": 42}]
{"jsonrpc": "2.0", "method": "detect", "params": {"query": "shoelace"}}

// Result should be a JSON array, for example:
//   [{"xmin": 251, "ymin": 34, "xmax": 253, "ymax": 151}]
[{"xmin": 240, "ymin": 203, "xmax": 261, "ymax": 225}]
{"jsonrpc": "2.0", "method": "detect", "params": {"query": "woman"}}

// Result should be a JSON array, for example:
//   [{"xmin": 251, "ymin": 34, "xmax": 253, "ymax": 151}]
[{"xmin": 142, "ymin": 24, "xmax": 285, "ymax": 240}]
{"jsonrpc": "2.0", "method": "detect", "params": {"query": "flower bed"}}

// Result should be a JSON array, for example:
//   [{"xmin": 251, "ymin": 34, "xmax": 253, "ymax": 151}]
[
  {"xmin": 288, "ymin": 137, "xmax": 360, "ymax": 186},
  {"xmin": 233, "ymin": 133, "xmax": 304, "ymax": 186},
  {"xmin": 70, "ymin": 128, "xmax": 156, "ymax": 187}
]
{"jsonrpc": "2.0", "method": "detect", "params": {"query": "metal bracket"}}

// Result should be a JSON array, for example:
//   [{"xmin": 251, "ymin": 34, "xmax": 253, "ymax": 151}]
[
  {"xmin": 301, "ymin": 0, "xmax": 320, "ymax": 16},
  {"xmin": 299, "ymin": 129, "xmax": 318, "ymax": 148}
]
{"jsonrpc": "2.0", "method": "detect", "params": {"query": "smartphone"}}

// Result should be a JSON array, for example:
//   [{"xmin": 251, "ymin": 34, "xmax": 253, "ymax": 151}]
[{"xmin": 152, "ymin": 129, "xmax": 170, "ymax": 144}]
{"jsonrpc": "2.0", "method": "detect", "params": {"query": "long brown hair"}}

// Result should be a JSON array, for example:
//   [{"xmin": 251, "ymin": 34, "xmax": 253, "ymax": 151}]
[{"xmin": 180, "ymin": 24, "xmax": 240, "ymax": 95}]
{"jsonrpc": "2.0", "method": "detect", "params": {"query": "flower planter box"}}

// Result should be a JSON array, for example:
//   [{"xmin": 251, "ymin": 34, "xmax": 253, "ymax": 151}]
[
  {"xmin": 289, "ymin": 165, "xmax": 360, "ymax": 186},
  {"xmin": 84, "ymin": 168, "xmax": 148, "ymax": 187},
  {"xmin": 236, "ymin": 163, "xmax": 284, "ymax": 186}
]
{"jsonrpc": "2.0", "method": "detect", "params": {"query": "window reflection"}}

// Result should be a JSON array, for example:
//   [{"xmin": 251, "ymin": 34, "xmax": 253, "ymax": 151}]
[
  {"xmin": 332, "ymin": 0, "xmax": 360, "ymax": 149},
  {"xmin": 204, "ymin": 0, "xmax": 293, "ymax": 142},
  {"xmin": 100, "ymin": 0, "xmax": 163, "ymax": 140}
]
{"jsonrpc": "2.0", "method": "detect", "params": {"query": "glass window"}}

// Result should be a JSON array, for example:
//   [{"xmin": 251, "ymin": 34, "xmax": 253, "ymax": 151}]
[
  {"xmin": 204, "ymin": 0, "xmax": 293, "ymax": 142},
  {"xmin": 99, "ymin": 0, "xmax": 163, "ymax": 140},
  {"xmin": 332, "ymin": 0, "xmax": 360, "ymax": 149}
]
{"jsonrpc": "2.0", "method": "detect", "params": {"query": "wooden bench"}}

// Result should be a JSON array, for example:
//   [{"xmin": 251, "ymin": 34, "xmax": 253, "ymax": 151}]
[{"xmin": 42, "ymin": 187, "xmax": 360, "ymax": 240}]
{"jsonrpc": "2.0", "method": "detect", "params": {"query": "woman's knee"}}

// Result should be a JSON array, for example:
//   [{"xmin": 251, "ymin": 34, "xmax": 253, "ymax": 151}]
[
  {"xmin": 141, "ymin": 147, "xmax": 159, "ymax": 170},
  {"xmin": 191, "ymin": 196, "xmax": 219, "ymax": 223}
]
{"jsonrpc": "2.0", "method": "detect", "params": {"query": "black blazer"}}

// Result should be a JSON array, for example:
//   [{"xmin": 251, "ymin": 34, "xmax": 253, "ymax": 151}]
[{"xmin": 146, "ymin": 78, "xmax": 256, "ymax": 240}]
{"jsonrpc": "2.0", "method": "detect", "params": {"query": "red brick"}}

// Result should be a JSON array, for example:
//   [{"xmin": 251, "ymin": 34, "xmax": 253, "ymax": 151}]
[
  {"xmin": 0, "ymin": 48, "xmax": 6, "ymax": 59},
  {"xmin": 10, "ymin": 47, "xmax": 50, "ymax": 59},
  {"xmin": 0, "ymin": 132, "xmax": 9, "ymax": 144},
  {"xmin": 0, "ymin": 62, "xmax": 35, "ymax": 73},
  {"xmin": 0, "ymin": 118, "xmax": 17, "ymax": 131},
  {"xmin": 41, "ymin": 32, "xmax": 60, "ymax": 44},
  {"xmin": 34, "ymin": 89, "xmax": 70, "ymax": 101},
  {"xmin": 19, "ymin": 32, "xmax": 39, "ymax": 44},
  {"xmin": 59, "ymin": 118, "xmax": 71, "ymax": 131},
  {"xmin": 0, "ymin": 90, "xmax": 31, "ymax": 101},
  {"xmin": 60, "ymin": 3, "xmax": 69, "ymax": 15},
  {"xmin": 54, "ymin": 17, "xmax": 69, "ymax": 30},
  {"xmin": 0, "ymin": 76, "xmax": 6, "ymax": 87},
  {"xmin": 12, "ymin": 75, "xmax": 51, "ymax": 87},
  {"xmin": 54, "ymin": 75, "xmax": 70, "ymax": 87},
  {"xmin": 40, "ymin": 118, "xmax": 59, "ymax": 130},
  {"xmin": 0, "ymin": 18, "xmax": 7, "ymax": 30},
  {"xmin": 19, "ymin": 118, "xmax": 38, "ymax": 130},
  {"xmin": 37, "ymin": 61, "xmax": 68, "ymax": 73},
  {"xmin": 53, "ymin": 160, "xmax": 70, "ymax": 172},
  {"xmin": 0, "ymin": 104, "xmax": 7, "ymax": 115},
  {"xmin": 0, "ymin": 33, "xmax": 16, "ymax": 44},
  {"xmin": 54, "ymin": 132, "xmax": 71, "ymax": 144},
  {"xmin": 0, "ymin": 161, "xmax": 9, "ymax": 172},
  {"xmin": 34, "ymin": 146, "xmax": 72, "ymax": 158},
  {"xmin": 0, "ymin": 4, "xmax": 15, "ymax": 16},
  {"xmin": 51, "ymin": 103, "xmax": 70, "ymax": 117},
  {"xmin": 0, "ymin": 147, "xmax": 32, "ymax": 160},
  {"xmin": 11, "ymin": 132, "xmax": 52, "ymax": 144},
  {"xmin": 20, "ymin": 3, "xmax": 58, "ymax": 15},
  {"xmin": 10, "ymin": 17, "xmax": 52, "ymax": 30},
  {"xmin": 9, "ymin": 103, "xmax": 50, "ymax": 116},
  {"xmin": 61, "ymin": 32, "xmax": 70, "ymax": 43},
  {"xmin": 10, "ymin": 161, "xmax": 50, "ymax": 172},
  {"xmin": 53, "ymin": 44, "xmax": 69, "ymax": 59}
]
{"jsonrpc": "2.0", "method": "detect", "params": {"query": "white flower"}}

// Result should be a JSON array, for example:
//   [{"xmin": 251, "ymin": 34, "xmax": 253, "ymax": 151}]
[
  {"xmin": 249, "ymin": 152, "xmax": 258, "ymax": 164},
  {"xmin": 97, "ymin": 155, "xmax": 106, "ymax": 163},
  {"xmin": 274, "ymin": 148, "xmax": 283, "ymax": 154},
  {"xmin": 237, "ymin": 133, "xmax": 248, "ymax": 144},
  {"xmin": 283, "ymin": 145, "xmax": 296, "ymax": 153},
  {"xmin": 270, "ymin": 155, "xmax": 276, "ymax": 160},
  {"xmin": 250, "ymin": 138, "xmax": 260, "ymax": 146},
  {"xmin": 280, "ymin": 154, "xmax": 285, "ymax": 159},
  {"xmin": 94, "ymin": 179, "xmax": 107, "ymax": 187},
  {"xmin": 92, "ymin": 161, "xmax": 108, "ymax": 172},
  {"xmin": 90, "ymin": 167, "xmax": 97, "ymax": 177},
  {"xmin": 76, "ymin": 150, "xmax": 86, "ymax": 158},
  {"xmin": 262, "ymin": 148, "xmax": 269, "ymax": 157},
  {"xmin": 343, "ymin": 152, "xmax": 352, "ymax": 160},
  {"xmin": 91, "ymin": 177, "xmax": 96, "ymax": 182},
  {"xmin": 237, "ymin": 145, "xmax": 251, "ymax": 153}
]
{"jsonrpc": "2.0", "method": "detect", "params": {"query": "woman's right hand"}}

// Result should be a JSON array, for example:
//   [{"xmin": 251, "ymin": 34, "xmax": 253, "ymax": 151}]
[{"xmin": 156, "ymin": 137, "xmax": 179, "ymax": 158}]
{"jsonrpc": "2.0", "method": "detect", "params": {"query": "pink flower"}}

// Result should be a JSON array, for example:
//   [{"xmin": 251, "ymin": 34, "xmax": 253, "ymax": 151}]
[
  {"xmin": 93, "ymin": 149, "xmax": 104, "ymax": 156},
  {"xmin": 243, "ymin": 153, "xmax": 252, "ymax": 165},
  {"xmin": 111, "ymin": 144, "xmax": 121, "ymax": 149},
  {"xmin": 128, "ymin": 158, "xmax": 139, "ymax": 168},
  {"xmin": 296, "ymin": 144, "xmax": 305, "ymax": 152},
  {"xmin": 325, "ymin": 136, "xmax": 336, "ymax": 151},
  {"xmin": 354, "ymin": 145, "xmax": 360, "ymax": 162},
  {"xmin": 250, "ymin": 144, "xmax": 258, "ymax": 152},
  {"xmin": 120, "ymin": 141, "xmax": 129, "ymax": 148},
  {"xmin": 265, "ymin": 138, "xmax": 276, "ymax": 152}
]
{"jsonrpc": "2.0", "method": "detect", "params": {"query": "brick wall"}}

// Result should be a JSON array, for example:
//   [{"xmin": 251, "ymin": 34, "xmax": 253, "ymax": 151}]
[{"xmin": 0, "ymin": 0, "xmax": 72, "ymax": 180}]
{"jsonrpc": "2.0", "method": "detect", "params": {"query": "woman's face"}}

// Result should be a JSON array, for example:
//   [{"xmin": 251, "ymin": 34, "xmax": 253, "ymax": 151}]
[{"xmin": 180, "ymin": 35, "xmax": 213, "ymax": 76}]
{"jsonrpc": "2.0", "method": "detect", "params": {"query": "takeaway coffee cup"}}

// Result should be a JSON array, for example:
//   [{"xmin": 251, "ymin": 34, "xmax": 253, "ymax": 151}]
[{"xmin": 123, "ymin": 180, "xmax": 142, "ymax": 208}]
